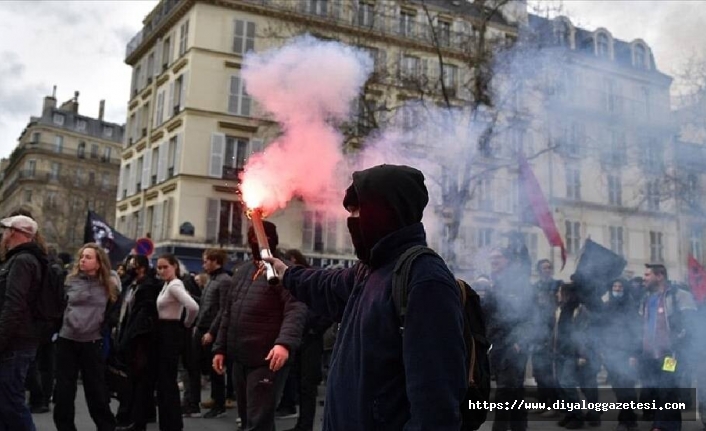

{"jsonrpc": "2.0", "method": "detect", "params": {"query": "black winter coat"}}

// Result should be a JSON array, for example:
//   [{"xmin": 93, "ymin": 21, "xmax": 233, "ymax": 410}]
[
  {"xmin": 0, "ymin": 242, "xmax": 47, "ymax": 353},
  {"xmin": 116, "ymin": 274, "xmax": 161, "ymax": 353},
  {"xmin": 213, "ymin": 262, "xmax": 307, "ymax": 367}
]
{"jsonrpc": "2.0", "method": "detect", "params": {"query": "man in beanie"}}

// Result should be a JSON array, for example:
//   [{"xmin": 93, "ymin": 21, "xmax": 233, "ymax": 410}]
[
  {"xmin": 0, "ymin": 214, "xmax": 47, "ymax": 430},
  {"xmin": 265, "ymin": 164, "xmax": 466, "ymax": 430},
  {"xmin": 212, "ymin": 221, "xmax": 307, "ymax": 430}
]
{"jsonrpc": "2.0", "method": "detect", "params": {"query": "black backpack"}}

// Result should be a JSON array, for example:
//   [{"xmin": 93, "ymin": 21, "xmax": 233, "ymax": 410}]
[
  {"xmin": 392, "ymin": 245, "xmax": 491, "ymax": 431},
  {"xmin": 33, "ymin": 262, "xmax": 67, "ymax": 340}
]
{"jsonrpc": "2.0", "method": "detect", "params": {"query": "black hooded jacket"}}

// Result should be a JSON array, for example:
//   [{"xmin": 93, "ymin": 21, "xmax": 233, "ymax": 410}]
[
  {"xmin": 283, "ymin": 165, "xmax": 466, "ymax": 431},
  {"xmin": 116, "ymin": 271, "xmax": 161, "ymax": 353},
  {"xmin": 0, "ymin": 242, "xmax": 48, "ymax": 353}
]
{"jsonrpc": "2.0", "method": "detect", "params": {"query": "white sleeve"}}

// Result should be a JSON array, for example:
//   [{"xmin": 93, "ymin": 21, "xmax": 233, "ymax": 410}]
[{"xmin": 170, "ymin": 279, "xmax": 200, "ymax": 327}]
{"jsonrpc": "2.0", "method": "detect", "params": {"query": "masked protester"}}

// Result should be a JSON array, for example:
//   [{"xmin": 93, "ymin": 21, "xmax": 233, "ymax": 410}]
[
  {"xmin": 264, "ymin": 164, "xmax": 467, "ymax": 431},
  {"xmin": 212, "ymin": 222, "xmax": 307, "ymax": 430}
]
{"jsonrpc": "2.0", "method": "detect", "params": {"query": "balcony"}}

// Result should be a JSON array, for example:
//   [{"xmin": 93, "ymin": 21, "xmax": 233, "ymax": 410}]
[
  {"xmin": 222, "ymin": 166, "xmax": 242, "ymax": 182},
  {"xmin": 125, "ymin": 0, "xmax": 182, "ymax": 60},
  {"xmin": 8, "ymin": 142, "xmax": 122, "ymax": 167}
]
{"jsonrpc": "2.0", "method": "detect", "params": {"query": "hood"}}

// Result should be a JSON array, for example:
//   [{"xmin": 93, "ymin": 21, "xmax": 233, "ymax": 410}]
[
  {"xmin": 343, "ymin": 164, "xmax": 428, "ymax": 251},
  {"xmin": 5, "ymin": 242, "xmax": 48, "ymax": 267}
]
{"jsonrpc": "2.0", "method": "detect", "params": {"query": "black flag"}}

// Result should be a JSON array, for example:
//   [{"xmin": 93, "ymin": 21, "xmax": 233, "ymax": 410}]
[{"xmin": 83, "ymin": 210, "xmax": 135, "ymax": 265}]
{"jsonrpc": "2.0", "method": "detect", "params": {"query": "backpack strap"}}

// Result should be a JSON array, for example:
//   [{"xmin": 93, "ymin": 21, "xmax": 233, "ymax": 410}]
[
  {"xmin": 456, "ymin": 279, "xmax": 475, "ymax": 386},
  {"xmin": 392, "ymin": 245, "xmax": 439, "ymax": 332}
]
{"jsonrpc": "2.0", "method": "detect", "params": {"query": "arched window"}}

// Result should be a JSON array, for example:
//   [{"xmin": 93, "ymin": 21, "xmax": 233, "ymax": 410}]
[
  {"xmin": 596, "ymin": 33, "xmax": 610, "ymax": 58},
  {"xmin": 634, "ymin": 44, "xmax": 647, "ymax": 69}
]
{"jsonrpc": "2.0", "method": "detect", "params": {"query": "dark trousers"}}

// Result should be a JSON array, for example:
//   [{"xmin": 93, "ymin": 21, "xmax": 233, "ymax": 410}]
[
  {"xmin": 234, "ymin": 361, "xmax": 290, "ymax": 431},
  {"xmin": 53, "ymin": 338, "xmax": 115, "ymax": 431},
  {"xmin": 556, "ymin": 356, "xmax": 599, "ymax": 422},
  {"xmin": 122, "ymin": 336, "xmax": 156, "ymax": 428},
  {"xmin": 182, "ymin": 327, "xmax": 201, "ymax": 409},
  {"xmin": 0, "ymin": 348, "xmax": 36, "ymax": 431},
  {"xmin": 293, "ymin": 333, "xmax": 324, "ymax": 431},
  {"xmin": 604, "ymin": 352, "xmax": 638, "ymax": 425},
  {"xmin": 532, "ymin": 348, "xmax": 557, "ymax": 405},
  {"xmin": 491, "ymin": 349, "xmax": 528, "ymax": 431},
  {"xmin": 156, "ymin": 321, "xmax": 185, "ymax": 431},
  {"xmin": 640, "ymin": 356, "xmax": 682, "ymax": 431},
  {"xmin": 26, "ymin": 341, "xmax": 55, "ymax": 407},
  {"xmin": 192, "ymin": 328, "xmax": 225, "ymax": 408}
]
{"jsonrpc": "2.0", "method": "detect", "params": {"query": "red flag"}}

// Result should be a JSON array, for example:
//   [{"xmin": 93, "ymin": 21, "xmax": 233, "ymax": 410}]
[
  {"xmin": 687, "ymin": 254, "xmax": 706, "ymax": 304},
  {"xmin": 518, "ymin": 154, "xmax": 567, "ymax": 269}
]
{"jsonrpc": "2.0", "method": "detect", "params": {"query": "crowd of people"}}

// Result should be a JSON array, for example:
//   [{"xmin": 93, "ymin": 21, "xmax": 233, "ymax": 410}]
[{"xmin": 1, "ymin": 164, "xmax": 705, "ymax": 431}]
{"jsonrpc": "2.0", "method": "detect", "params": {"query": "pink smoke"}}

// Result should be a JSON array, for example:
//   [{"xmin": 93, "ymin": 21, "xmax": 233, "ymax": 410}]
[{"xmin": 240, "ymin": 35, "xmax": 373, "ymax": 214}]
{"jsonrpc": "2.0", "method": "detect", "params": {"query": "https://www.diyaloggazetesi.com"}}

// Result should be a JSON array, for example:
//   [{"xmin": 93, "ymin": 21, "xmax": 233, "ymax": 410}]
[{"xmin": 469, "ymin": 399, "xmax": 686, "ymax": 412}]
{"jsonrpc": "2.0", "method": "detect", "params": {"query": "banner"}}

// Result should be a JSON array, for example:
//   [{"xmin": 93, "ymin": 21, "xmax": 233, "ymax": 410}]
[{"xmin": 83, "ymin": 210, "xmax": 135, "ymax": 265}]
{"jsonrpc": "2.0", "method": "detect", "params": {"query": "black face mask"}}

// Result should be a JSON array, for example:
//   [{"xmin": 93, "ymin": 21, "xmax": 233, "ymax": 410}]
[{"xmin": 347, "ymin": 217, "xmax": 369, "ymax": 262}]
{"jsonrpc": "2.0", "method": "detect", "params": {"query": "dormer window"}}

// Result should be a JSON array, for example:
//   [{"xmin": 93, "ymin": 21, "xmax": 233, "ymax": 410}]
[
  {"xmin": 53, "ymin": 113, "xmax": 65, "ymax": 125},
  {"xmin": 555, "ymin": 21, "xmax": 570, "ymax": 46},
  {"xmin": 596, "ymin": 32, "xmax": 610, "ymax": 58},
  {"xmin": 634, "ymin": 44, "xmax": 647, "ymax": 69}
]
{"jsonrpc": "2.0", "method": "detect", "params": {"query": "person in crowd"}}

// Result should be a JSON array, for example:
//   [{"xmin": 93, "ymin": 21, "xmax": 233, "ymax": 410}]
[
  {"xmin": 53, "ymin": 243, "xmax": 118, "ymax": 431},
  {"xmin": 195, "ymin": 273, "xmax": 209, "ymax": 289},
  {"xmin": 693, "ymin": 294, "xmax": 706, "ymax": 431},
  {"xmin": 0, "ymin": 215, "xmax": 46, "ymax": 431},
  {"xmin": 277, "ymin": 249, "xmax": 333, "ymax": 431},
  {"xmin": 116, "ymin": 264, "xmax": 127, "ymax": 280},
  {"xmin": 188, "ymin": 248, "xmax": 231, "ymax": 419},
  {"xmin": 631, "ymin": 264, "xmax": 696, "ymax": 431},
  {"xmin": 263, "ymin": 164, "xmax": 467, "ymax": 430},
  {"xmin": 114, "ymin": 255, "xmax": 161, "ymax": 431},
  {"xmin": 484, "ymin": 247, "xmax": 532, "ymax": 431},
  {"xmin": 153, "ymin": 254, "xmax": 199, "ymax": 431},
  {"xmin": 599, "ymin": 278, "xmax": 640, "ymax": 431},
  {"xmin": 531, "ymin": 258, "xmax": 562, "ymax": 418},
  {"xmin": 213, "ymin": 222, "xmax": 307, "ymax": 430},
  {"xmin": 554, "ymin": 282, "xmax": 600, "ymax": 429}
]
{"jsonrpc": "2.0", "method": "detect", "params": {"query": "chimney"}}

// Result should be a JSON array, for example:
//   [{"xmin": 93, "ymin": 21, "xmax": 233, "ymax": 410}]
[
  {"xmin": 99, "ymin": 100, "xmax": 105, "ymax": 121},
  {"xmin": 59, "ymin": 90, "xmax": 80, "ymax": 114},
  {"xmin": 43, "ymin": 85, "xmax": 57, "ymax": 113}
]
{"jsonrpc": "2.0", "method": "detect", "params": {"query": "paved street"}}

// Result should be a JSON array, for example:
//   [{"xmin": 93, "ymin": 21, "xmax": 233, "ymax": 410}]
[{"xmin": 30, "ymin": 383, "xmax": 705, "ymax": 431}]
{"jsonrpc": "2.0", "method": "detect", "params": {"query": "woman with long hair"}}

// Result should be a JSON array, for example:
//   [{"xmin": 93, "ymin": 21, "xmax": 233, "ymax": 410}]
[
  {"xmin": 53, "ymin": 243, "xmax": 118, "ymax": 431},
  {"xmin": 154, "ymin": 254, "xmax": 199, "ymax": 431}
]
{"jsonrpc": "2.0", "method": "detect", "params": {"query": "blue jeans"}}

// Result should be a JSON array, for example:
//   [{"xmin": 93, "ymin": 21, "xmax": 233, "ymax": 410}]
[{"xmin": 0, "ymin": 348, "xmax": 37, "ymax": 431}]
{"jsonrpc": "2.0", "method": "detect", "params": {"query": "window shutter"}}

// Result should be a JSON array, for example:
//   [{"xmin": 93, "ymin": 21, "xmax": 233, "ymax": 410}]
[
  {"xmin": 127, "ymin": 163, "xmax": 136, "ymax": 196},
  {"xmin": 157, "ymin": 142, "xmax": 168, "ymax": 183},
  {"xmin": 209, "ymin": 133, "xmax": 226, "ymax": 177},
  {"xmin": 228, "ymin": 75, "xmax": 241, "ymax": 114},
  {"xmin": 163, "ymin": 197, "xmax": 173, "ymax": 240},
  {"xmin": 117, "ymin": 167, "xmax": 124, "ymax": 200},
  {"xmin": 180, "ymin": 71, "xmax": 188, "ymax": 112},
  {"xmin": 154, "ymin": 41, "xmax": 162, "ymax": 77},
  {"xmin": 142, "ymin": 149, "xmax": 152, "ymax": 188},
  {"xmin": 153, "ymin": 202, "xmax": 163, "ymax": 242},
  {"xmin": 137, "ymin": 208, "xmax": 145, "ymax": 237},
  {"xmin": 167, "ymin": 81, "xmax": 175, "ymax": 118},
  {"xmin": 206, "ymin": 199, "xmax": 219, "ymax": 242},
  {"xmin": 173, "ymin": 133, "xmax": 183, "ymax": 175}
]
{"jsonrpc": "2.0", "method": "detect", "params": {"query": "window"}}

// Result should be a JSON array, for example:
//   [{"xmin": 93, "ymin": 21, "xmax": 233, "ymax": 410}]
[
  {"xmin": 565, "ymin": 220, "xmax": 581, "ymax": 254},
  {"xmin": 438, "ymin": 20, "xmax": 451, "ymax": 46},
  {"xmin": 77, "ymin": 142, "xmax": 86, "ymax": 158},
  {"xmin": 90, "ymin": 143, "xmax": 99, "ymax": 159},
  {"xmin": 49, "ymin": 162, "xmax": 60, "ymax": 181},
  {"xmin": 178, "ymin": 20, "xmax": 189, "ymax": 56},
  {"xmin": 103, "ymin": 147, "xmax": 112, "ymax": 162},
  {"xmin": 53, "ymin": 113, "xmax": 65, "ymax": 125},
  {"xmin": 603, "ymin": 78, "xmax": 619, "ymax": 113},
  {"xmin": 644, "ymin": 139, "xmax": 663, "ymax": 172},
  {"xmin": 399, "ymin": 9, "xmax": 415, "ymax": 37},
  {"xmin": 609, "ymin": 226, "xmax": 624, "ymax": 256},
  {"xmin": 167, "ymin": 137, "xmax": 177, "ymax": 178},
  {"xmin": 136, "ymin": 157, "xmax": 144, "ymax": 191},
  {"xmin": 649, "ymin": 231, "xmax": 664, "ymax": 262},
  {"xmin": 151, "ymin": 148, "xmax": 159, "ymax": 186},
  {"xmin": 609, "ymin": 130, "xmax": 627, "ymax": 164},
  {"xmin": 76, "ymin": 119, "xmax": 87, "ymax": 131},
  {"xmin": 306, "ymin": 0, "xmax": 329, "ymax": 16},
  {"xmin": 360, "ymin": 46, "xmax": 386, "ymax": 74},
  {"xmin": 25, "ymin": 160, "xmax": 36, "ymax": 178},
  {"xmin": 54, "ymin": 135, "xmax": 64, "ymax": 153},
  {"xmin": 565, "ymin": 122, "xmax": 584, "ymax": 156},
  {"xmin": 634, "ymin": 44, "xmax": 646, "ymax": 69},
  {"xmin": 162, "ymin": 37, "xmax": 171, "ymax": 71},
  {"xmin": 103, "ymin": 126, "xmax": 113, "ymax": 138},
  {"xmin": 607, "ymin": 174, "xmax": 622, "ymax": 205},
  {"xmin": 442, "ymin": 64, "xmax": 458, "ymax": 94},
  {"xmin": 155, "ymin": 90, "xmax": 165, "ymax": 127},
  {"xmin": 555, "ymin": 21, "xmax": 570, "ymax": 46},
  {"xmin": 132, "ymin": 65, "xmax": 141, "ymax": 95},
  {"xmin": 596, "ymin": 32, "xmax": 610, "ymax": 58},
  {"xmin": 400, "ymin": 55, "xmax": 420, "ymax": 80},
  {"xmin": 75, "ymin": 168, "xmax": 83, "ymax": 187},
  {"xmin": 228, "ymin": 76, "xmax": 252, "ymax": 116},
  {"xmin": 356, "ymin": 2, "xmax": 374, "ymax": 27},
  {"xmin": 122, "ymin": 164, "xmax": 130, "ymax": 199},
  {"xmin": 477, "ymin": 175, "xmax": 493, "ymax": 211},
  {"xmin": 233, "ymin": 20, "xmax": 255, "ymax": 54},
  {"xmin": 46, "ymin": 191, "xmax": 58, "ymax": 209},
  {"xmin": 565, "ymin": 165, "xmax": 581, "ymax": 200},
  {"xmin": 30, "ymin": 132, "xmax": 40, "ymax": 144},
  {"xmin": 173, "ymin": 75, "xmax": 184, "ymax": 114},
  {"xmin": 690, "ymin": 227, "xmax": 703, "ymax": 262},
  {"xmin": 302, "ymin": 211, "xmax": 338, "ymax": 253},
  {"xmin": 223, "ymin": 136, "xmax": 249, "ymax": 178},
  {"xmin": 218, "ymin": 200, "xmax": 244, "ymax": 245},
  {"xmin": 146, "ymin": 52, "xmax": 155, "ymax": 80},
  {"xmin": 646, "ymin": 179, "xmax": 660, "ymax": 211},
  {"xmin": 475, "ymin": 228, "xmax": 493, "ymax": 248},
  {"xmin": 88, "ymin": 171, "xmax": 96, "ymax": 186},
  {"xmin": 101, "ymin": 173, "xmax": 110, "ymax": 190}
]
